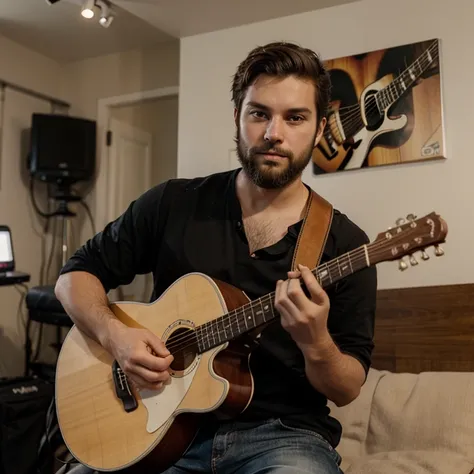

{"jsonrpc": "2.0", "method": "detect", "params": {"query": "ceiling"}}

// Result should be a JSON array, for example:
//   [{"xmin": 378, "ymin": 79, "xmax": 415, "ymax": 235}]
[{"xmin": 0, "ymin": 0, "xmax": 359, "ymax": 63}]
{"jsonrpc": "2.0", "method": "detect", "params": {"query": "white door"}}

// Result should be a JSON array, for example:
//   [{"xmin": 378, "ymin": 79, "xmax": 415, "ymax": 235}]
[
  {"xmin": 107, "ymin": 117, "xmax": 152, "ymax": 221},
  {"xmin": 107, "ymin": 118, "xmax": 153, "ymax": 302}
]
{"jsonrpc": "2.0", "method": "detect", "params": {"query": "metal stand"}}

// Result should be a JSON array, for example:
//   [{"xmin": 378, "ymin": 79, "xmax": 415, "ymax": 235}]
[{"xmin": 50, "ymin": 183, "xmax": 81, "ymax": 269}]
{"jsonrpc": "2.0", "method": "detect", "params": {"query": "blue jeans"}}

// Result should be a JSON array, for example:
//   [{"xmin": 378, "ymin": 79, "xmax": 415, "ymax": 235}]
[{"xmin": 162, "ymin": 418, "xmax": 343, "ymax": 473}]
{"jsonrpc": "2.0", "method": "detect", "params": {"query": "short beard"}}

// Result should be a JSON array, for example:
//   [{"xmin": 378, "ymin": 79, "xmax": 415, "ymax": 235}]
[{"xmin": 234, "ymin": 126, "xmax": 316, "ymax": 189}]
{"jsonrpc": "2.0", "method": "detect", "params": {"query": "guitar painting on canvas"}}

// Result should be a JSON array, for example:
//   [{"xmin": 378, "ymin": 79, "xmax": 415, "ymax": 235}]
[{"xmin": 312, "ymin": 38, "xmax": 446, "ymax": 174}]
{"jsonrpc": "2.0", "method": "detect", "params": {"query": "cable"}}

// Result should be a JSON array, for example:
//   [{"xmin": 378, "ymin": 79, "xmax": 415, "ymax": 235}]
[
  {"xmin": 29, "ymin": 178, "xmax": 56, "ymax": 218},
  {"xmin": 79, "ymin": 199, "xmax": 96, "ymax": 235}
]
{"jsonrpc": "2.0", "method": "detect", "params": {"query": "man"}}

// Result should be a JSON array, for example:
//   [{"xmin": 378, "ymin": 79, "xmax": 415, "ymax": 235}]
[{"xmin": 55, "ymin": 41, "xmax": 377, "ymax": 474}]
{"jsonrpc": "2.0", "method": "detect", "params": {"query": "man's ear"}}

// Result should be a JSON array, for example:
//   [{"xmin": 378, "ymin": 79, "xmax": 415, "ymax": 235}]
[
  {"xmin": 234, "ymin": 108, "xmax": 239, "ymax": 127},
  {"xmin": 314, "ymin": 117, "xmax": 327, "ymax": 148}
]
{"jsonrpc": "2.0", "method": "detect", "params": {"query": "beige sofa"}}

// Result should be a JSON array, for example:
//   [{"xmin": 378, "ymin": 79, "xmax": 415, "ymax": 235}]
[{"xmin": 329, "ymin": 368, "xmax": 474, "ymax": 474}]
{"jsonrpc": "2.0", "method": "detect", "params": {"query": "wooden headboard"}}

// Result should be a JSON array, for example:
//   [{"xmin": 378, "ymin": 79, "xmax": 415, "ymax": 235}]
[{"xmin": 372, "ymin": 283, "xmax": 474, "ymax": 373}]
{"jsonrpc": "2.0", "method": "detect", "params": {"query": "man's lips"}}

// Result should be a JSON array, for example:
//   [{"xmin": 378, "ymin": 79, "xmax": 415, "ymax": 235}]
[{"xmin": 257, "ymin": 152, "xmax": 287, "ymax": 158}]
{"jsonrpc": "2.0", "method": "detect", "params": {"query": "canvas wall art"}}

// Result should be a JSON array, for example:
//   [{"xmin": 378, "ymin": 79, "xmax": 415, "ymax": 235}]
[{"xmin": 312, "ymin": 38, "xmax": 445, "ymax": 175}]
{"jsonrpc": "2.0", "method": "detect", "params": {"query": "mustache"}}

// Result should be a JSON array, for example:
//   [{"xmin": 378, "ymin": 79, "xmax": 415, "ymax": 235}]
[{"xmin": 250, "ymin": 143, "xmax": 292, "ymax": 158}]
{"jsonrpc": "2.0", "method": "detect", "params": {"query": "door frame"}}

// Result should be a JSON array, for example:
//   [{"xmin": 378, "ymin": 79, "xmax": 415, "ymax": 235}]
[{"xmin": 95, "ymin": 86, "xmax": 179, "ymax": 231}]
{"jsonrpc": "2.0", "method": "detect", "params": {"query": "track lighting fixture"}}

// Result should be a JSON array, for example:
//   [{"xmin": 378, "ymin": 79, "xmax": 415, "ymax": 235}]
[
  {"xmin": 81, "ymin": 0, "xmax": 96, "ymax": 19},
  {"xmin": 44, "ymin": 0, "xmax": 115, "ymax": 28},
  {"xmin": 96, "ymin": 0, "xmax": 114, "ymax": 28},
  {"xmin": 79, "ymin": 0, "xmax": 114, "ymax": 27}
]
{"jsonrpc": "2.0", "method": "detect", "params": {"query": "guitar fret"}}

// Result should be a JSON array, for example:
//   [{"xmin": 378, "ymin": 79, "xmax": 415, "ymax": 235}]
[
  {"xmin": 197, "ymin": 325, "xmax": 204, "ymax": 352},
  {"xmin": 250, "ymin": 304, "xmax": 256, "ymax": 328},
  {"xmin": 198, "ymin": 247, "xmax": 370, "ymax": 353},
  {"xmin": 210, "ymin": 323, "xmax": 216, "ymax": 347},
  {"xmin": 378, "ymin": 41, "xmax": 438, "ymax": 110},
  {"xmin": 206, "ymin": 324, "xmax": 211, "ymax": 349},
  {"xmin": 243, "ymin": 306, "xmax": 249, "ymax": 330},
  {"xmin": 217, "ymin": 316, "xmax": 225, "ymax": 345},
  {"xmin": 236, "ymin": 308, "xmax": 244, "ymax": 334},
  {"xmin": 388, "ymin": 85, "xmax": 394, "ymax": 103},
  {"xmin": 259, "ymin": 299, "xmax": 266, "ymax": 323}
]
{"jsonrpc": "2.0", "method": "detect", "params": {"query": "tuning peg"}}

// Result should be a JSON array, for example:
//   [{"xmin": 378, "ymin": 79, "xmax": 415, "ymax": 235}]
[
  {"xmin": 399, "ymin": 258, "xmax": 408, "ymax": 271},
  {"xmin": 434, "ymin": 245, "xmax": 444, "ymax": 257},
  {"xmin": 396, "ymin": 218, "xmax": 406, "ymax": 226},
  {"xmin": 421, "ymin": 250, "xmax": 430, "ymax": 261},
  {"xmin": 409, "ymin": 254, "xmax": 418, "ymax": 266},
  {"xmin": 406, "ymin": 213, "xmax": 417, "ymax": 221}
]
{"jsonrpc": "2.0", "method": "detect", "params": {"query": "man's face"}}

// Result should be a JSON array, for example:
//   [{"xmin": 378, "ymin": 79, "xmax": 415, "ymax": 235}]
[{"xmin": 235, "ymin": 74, "xmax": 325, "ymax": 189}]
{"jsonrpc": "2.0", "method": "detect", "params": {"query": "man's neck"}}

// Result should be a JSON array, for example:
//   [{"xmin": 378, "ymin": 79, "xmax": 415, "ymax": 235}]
[{"xmin": 236, "ymin": 170, "xmax": 309, "ymax": 216}]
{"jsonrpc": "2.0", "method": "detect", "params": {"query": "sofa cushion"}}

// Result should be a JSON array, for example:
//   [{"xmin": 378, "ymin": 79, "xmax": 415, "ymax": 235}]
[
  {"xmin": 344, "ymin": 450, "xmax": 474, "ymax": 474},
  {"xmin": 329, "ymin": 369, "xmax": 474, "ymax": 471},
  {"xmin": 367, "ymin": 371, "xmax": 474, "ymax": 458}
]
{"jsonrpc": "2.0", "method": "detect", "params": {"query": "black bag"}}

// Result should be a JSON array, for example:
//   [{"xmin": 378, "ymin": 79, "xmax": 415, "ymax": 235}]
[{"xmin": 0, "ymin": 376, "xmax": 54, "ymax": 474}]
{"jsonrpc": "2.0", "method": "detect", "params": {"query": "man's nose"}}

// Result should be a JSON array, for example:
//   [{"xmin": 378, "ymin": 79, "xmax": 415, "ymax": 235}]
[{"xmin": 264, "ymin": 117, "xmax": 284, "ymax": 143}]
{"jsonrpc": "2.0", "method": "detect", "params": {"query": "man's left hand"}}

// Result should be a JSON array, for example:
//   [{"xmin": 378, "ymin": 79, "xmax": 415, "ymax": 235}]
[{"xmin": 275, "ymin": 264, "xmax": 332, "ymax": 358}]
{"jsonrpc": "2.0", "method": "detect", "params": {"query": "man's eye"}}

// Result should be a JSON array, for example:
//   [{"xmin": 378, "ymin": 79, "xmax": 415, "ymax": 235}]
[
  {"xmin": 250, "ymin": 111, "xmax": 267, "ymax": 119},
  {"xmin": 288, "ymin": 116, "xmax": 304, "ymax": 122}
]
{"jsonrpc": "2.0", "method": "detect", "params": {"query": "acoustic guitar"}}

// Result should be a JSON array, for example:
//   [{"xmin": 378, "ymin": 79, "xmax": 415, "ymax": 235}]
[
  {"xmin": 55, "ymin": 212, "xmax": 447, "ymax": 472},
  {"xmin": 313, "ymin": 39, "xmax": 440, "ymax": 173}
]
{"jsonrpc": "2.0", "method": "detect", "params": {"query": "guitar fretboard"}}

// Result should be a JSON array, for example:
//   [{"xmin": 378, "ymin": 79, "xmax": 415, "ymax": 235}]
[
  {"xmin": 377, "ymin": 40, "xmax": 439, "ymax": 112},
  {"xmin": 195, "ymin": 245, "xmax": 371, "ymax": 353}
]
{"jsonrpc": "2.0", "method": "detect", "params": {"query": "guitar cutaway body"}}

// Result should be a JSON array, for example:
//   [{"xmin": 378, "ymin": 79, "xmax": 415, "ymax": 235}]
[{"xmin": 55, "ymin": 273, "xmax": 254, "ymax": 473}]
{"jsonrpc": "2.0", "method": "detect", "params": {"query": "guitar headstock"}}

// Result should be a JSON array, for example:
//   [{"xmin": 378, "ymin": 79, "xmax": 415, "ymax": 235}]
[{"xmin": 368, "ymin": 212, "xmax": 448, "ymax": 270}]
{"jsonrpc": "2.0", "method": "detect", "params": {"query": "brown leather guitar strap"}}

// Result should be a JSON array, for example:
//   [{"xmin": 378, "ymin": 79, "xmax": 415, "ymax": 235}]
[
  {"xmin": 244, "ymin": 188, "xmax": 333, "ymax": 349},
  {"xmin": 291, "ymin": 189, "xmax": 334, "ymax": 272}
]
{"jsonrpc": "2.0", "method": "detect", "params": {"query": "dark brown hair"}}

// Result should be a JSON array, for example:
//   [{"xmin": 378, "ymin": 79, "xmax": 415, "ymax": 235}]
[{"xmin": 231, "ymin": 41, "xmax": 331, "ymax": 125}]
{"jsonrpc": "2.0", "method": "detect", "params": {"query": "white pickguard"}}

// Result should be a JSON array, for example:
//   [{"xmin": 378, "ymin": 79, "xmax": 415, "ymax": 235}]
[
  {"xmin": 344, "ymin": 115, "xmax": 407, "ymax": 170},
  {"xmin": 139, "ymin": 361, "xmax": 199, "ymax": 433}
]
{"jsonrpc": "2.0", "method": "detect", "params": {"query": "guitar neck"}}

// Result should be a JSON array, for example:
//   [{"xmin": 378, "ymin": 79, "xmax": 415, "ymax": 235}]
[
  {"xmin": 377, "ymin": 40, "xmax": 439, "ymax": 111},
  {"xmin": 196, "ymin": 244, "xmax": 372, "ymax": 352}
]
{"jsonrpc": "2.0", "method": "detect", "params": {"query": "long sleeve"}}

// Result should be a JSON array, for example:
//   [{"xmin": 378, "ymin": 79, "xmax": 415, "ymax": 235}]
[{"xmin": 59, "ymin": 182, "xmax": 168, "ymax": 293}]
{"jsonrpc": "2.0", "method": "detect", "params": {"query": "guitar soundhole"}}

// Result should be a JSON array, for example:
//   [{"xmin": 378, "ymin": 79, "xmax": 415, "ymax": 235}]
[{"xmin": 167, "ymin": 327, "xmax": 198, "ymax": 372}]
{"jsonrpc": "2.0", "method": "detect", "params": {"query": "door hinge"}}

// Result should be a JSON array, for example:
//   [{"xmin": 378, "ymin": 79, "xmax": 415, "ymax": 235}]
[{"xmin": 106, "ymin": 130, "xmax": 112, "ymax": 147}]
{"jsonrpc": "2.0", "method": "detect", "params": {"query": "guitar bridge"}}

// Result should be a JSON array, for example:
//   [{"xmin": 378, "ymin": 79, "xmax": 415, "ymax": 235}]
[{"xmin": 112, "ymin": 360, "xmax": 138, "ymax": 413}]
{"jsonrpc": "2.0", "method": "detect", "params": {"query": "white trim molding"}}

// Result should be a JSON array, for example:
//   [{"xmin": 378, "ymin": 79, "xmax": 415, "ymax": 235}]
[{"xmin": 94, "ymin": 86, "xmax": 179, "ymax": 232}]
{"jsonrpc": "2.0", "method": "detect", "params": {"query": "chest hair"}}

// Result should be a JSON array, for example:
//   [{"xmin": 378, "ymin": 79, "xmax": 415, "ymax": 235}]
[{"xmin": 243, "ymin": 215, "xmax": 296, "ymax": 255}]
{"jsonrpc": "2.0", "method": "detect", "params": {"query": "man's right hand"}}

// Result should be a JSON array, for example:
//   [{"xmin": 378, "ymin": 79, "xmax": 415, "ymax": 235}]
[{"xmin": 106, "ymin": 321, "xmax": 174, "ymax": 391}]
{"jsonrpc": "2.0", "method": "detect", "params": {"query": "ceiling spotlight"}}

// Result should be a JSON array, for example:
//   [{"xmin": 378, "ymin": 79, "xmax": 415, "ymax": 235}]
[
  {"xmin": 45, "ymin": 0, "xmax": 62, "ymax": 4},
  {"xmin": 99, "ymin": 14, "xmax": 114, "ymax": 28},
  {"xmin": 96, "ymin": 0, "xmax": 114, "ymax": 28},
  {"xmin": 81, "ymin": 0, "xmax": 96, "ymax": 19}
]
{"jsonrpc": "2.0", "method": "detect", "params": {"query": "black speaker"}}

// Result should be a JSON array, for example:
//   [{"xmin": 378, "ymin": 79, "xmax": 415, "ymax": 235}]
[{"xmin": 29, "ymin": 113, "xmax": 96, "ymax": 185}]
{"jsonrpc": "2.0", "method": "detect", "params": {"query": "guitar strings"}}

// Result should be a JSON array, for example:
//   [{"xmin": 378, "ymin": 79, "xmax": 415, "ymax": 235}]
[
  {"xmin": 167, "ymin": 217, "xmax": 433, "ymax": 356},
  {"xmin": 164, "ymin": 237, "xmax": 387, "ymax": 353},
  {"xmin": 164, "ymin": 237, "xmax": 394, "ymax": 354},
  {"xmin": 163, "ymin": 243, "xmax": 403, "ymax": 356},
  {"xmin": 338, "ymin": 42, "xmax": 439, "ymax": 137},
  {"xmin": 334, "ymin": 40, "xmax": 438, "ymax": 115},
  {"xmin": 165, "ymin": 253, "xmax": 370, "ymax": 356},
  {"xmin": 164, "ymin": 244, "xmax": 370, "ymax": 350},
  {"xmin": 164, "ymin": 226, "xmax": 424, "ymax": 355},
  {"xmin": 328, "ymin": 41, "xmax": 438, "ymax": 139},
  {"xmin": 337, "ymin": 42, "xmax": 438, "ymax": 134}
]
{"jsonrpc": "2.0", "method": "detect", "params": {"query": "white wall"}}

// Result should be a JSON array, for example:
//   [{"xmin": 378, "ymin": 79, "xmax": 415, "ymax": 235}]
[
  {"xmin": 61, "ymin": 40, "xmax": 179, "ymax": 120},
  {"xmin": 0, "ymin": 34, "xmax": 68, "ymax": 376},
  {"xmin": 61, "ymin": 40, "xmax": 180, "ymax": 244},
  {"xmin": 110, "ymin": 96, "xmax": 178, "ymax": 186},
  {"xmin": 178, "ymin": 0, "xmax": 473, "ymax": 290}
]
